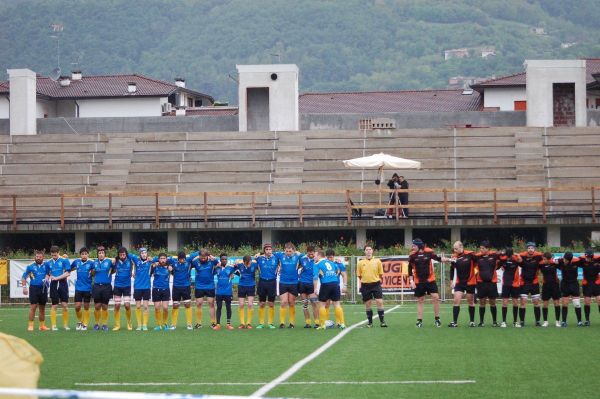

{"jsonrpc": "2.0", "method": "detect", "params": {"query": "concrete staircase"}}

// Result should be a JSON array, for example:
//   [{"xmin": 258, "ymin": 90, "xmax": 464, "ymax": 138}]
[
  {"xmin": 270, "ymin": 132, "xmax": 306, "ymax": 208},
  {"xmin": 514, "ymin": 129, "xmax": 546, "ymax": 203},
  {"xmin": 95, "ymin": 137, "xmax": 135, "ymax": 193}
]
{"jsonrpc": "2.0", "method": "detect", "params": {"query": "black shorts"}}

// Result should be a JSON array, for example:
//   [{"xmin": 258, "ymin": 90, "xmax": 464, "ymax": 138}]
[
  {"xmin": 238, "ymin": 285, "xmax": 256, "ymax": 298},
  {"xmin": 361, "ymin": 282, "xmax": 383, "ymax": 301},
  {"xmin": 520, "ymin": 283, "xmax": 540, "ymax": 296},
  {"xmin": 560, "ymin": 281, "xmax": 580, "ymax": 297},
  {"xmin": 216, "ymin": 295, "xmax": 232, "ymax": 303},
  {"xmin": 582, "ymin": 283, "xmax": 600, "ymax": 297},
  {"xmin": 113, "ymin": 286, "xmax": 131, "ymax": 297},
  {"xmin": 133, "ymin": 288, "xmax": 151, "ymax": 301},
  {"xmin": 501, "ymin": 285, "xmax": 521, "ymax": 299},
  {"xmin": 258, "ymin": 279, "xmax": 277, "ymax": 302},
  {"xmin": 318, "ymin": 282, "xmax": 341, "ymax": 302},
  {"xmin": 195, "ymin": 288, "xmax": 215, "ymax": 299},
  {"xmin": 74, "ymin": 290, "xmax": 92, "ymax": 303},
  {"xmin": 152, "ymin": 288, "xmax": 171, "ymax": 302},
  {"xmin": 542, "ymin": 283, "xmax": 561, "ymax": 301},
  {"xmin": 50, "ymin": 280, "xmax": 69, "ymax": 305},
  {"xmin": 29, "ymin": 285, "xmax": 48, "ymax": 305},
  {"xmin": 298, "ymin": 282, "xmax": 315, "ymax": 295},
  {"xmin": 414, "ymin": 281, "xmax": 438, "ymax": 298},
  {"xmin": 454, "ymin": 282, "xmax": 475, "ymax": 294},
  {"xmin": 279, "ymin": 282, "xmax": 298, "ymax": 296},
  {"xmin": 477, "ymin": 282, "xmax": 498, "ymax": 299},
  {"xmin": 92, "ymin": 284, "xmax": 112, "ymax": 305},
  {"xmin": 172, "ymin": 286, "xmax": 192, "ymax": 302}
]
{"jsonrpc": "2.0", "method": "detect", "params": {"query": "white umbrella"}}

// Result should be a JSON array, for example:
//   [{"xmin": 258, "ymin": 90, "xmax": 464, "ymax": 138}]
[{"xmin": 343, "ymin": 153, "xmax": 421, "ymax": 206}]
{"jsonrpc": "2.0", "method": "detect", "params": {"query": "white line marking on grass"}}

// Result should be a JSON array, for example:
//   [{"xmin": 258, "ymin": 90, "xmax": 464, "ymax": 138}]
[
  {"xmin": 250, "ymin": 304, "xmax": 401, "ymax": 398},
  {"xmin": 76, "ymin": 380, "xmax": 475, "ymax": 388}
]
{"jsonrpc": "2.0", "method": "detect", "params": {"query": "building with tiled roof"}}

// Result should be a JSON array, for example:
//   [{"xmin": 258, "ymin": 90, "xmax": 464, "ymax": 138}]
[
  {"xmin": 0, "ymin": 72, "xmax": 214, "ymax": 119},
  {"xmin": 299, "ymin": 89, "xmax": 482, "ymax": 114},
  {"xmin": 471, "ymin": 59, "xmax": 600, "ymax": 111}
]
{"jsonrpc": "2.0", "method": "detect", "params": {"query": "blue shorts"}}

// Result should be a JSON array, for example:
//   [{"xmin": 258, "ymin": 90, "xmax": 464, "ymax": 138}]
[{"xmin": 238, "ymin": 285, "xmax": 256, "ymax": 298}]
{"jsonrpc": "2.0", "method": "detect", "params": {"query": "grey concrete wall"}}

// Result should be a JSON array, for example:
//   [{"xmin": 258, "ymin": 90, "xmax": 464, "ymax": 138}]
[
  {"xmin": 588, "ymin": 109, "xmax": 600, "ymax": 127},
  {"xmin": 300, "ymin": 111, "xmax": 526, "ymax": 130},
  {"xmin": 0, "ymin": 115, "xmax": 239, "ymax": 134}
]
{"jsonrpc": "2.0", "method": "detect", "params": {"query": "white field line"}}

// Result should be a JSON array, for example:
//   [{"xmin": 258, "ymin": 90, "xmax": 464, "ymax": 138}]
[
  {"xmin": 75, "ymin": 380, "xmax": 475, "ymax": 387},
  {"xmin": 250, "ymin": 305, "xmax": 401, "ymax": 398}
]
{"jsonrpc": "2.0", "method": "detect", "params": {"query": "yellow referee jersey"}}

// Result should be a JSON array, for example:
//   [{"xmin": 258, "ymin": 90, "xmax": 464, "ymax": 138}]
[{"xmin": 357, "ymin": 258, "xmax": 383, "ymax": 283}]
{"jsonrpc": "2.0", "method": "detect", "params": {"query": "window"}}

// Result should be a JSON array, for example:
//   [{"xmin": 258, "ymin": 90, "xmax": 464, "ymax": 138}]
[
  {"xmin": 596, "ymin": 98, "xmax": 600, "ymax": 109},
  {"xmin": 187, "ymin": 97, "xmax": 194, "ymax": 107},
  {"xmin": 514, "ymin": 101, "xmax": 527, "ymax": 111}
]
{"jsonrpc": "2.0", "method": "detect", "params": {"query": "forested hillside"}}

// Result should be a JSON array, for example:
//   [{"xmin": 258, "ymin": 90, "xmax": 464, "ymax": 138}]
[{"xmin": 1, "ymin": 0, "xmax": 599, "ymax": 103}]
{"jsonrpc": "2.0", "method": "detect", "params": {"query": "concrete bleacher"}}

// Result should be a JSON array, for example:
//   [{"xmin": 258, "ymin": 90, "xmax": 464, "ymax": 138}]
[{"xmin": 0, "ymin": 127, "xmax": 598, "ymax": 221}]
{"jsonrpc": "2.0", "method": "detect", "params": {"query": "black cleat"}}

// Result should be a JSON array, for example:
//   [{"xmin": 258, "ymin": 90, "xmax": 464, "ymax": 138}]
[
  {"xmin": 434, "ymin": 319, "xmax": 441, "ymax": 328},
  {"xmin": 279, "ymin": 323, "xmax": 286, "ymax": 329},
  {"xmin": 448, "ymin": 322, "xmax": 458, "ymax": 328},
  {"xmin": 380, "ymin": 322, "xmax": 388, "ymax": 328},
  {"xmin": 288, "ymin": 324, "xmax": 295, "ymax": 329},
  {"xmin": 304, "ymin": 324, "xmax": 312, "ymax": 329}
]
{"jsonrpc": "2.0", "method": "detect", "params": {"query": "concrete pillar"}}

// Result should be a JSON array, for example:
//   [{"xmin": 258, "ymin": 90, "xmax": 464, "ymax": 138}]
[
  {"xmin": 236, "ymin": 64, "xmax": 299, "ymax": 132},
  {"xmin": 547, "ymin": 225, "xmax": 561, "ymax": 248},
  {"xmin": 404, "ymin": 227, "xmax": 413, "ymax": 248},
  {"xmin": 356, "ymin": 228, "xmax": 367, "ymax": 249},
  {"xmin": 121, "ymin": 231, "xmax": 131, "ymax": 249},
  {"xmin": 7, "ymin": 69, "xmax": 37, "ymax": 135},
  {"xmin": 75, "ymin": 231, "xmax": 85, "ymax": 251},
  {"xmin": 450, "ymin": 227, "xmax": 461, "ymax": 244},
  {"xmin": 167, "ymin": 230, "xmax": 178, "ymax": 251},
  {"xmin": 525, "ymin": 60, "xmax": 587, "ymax": 127},
  {"xmin": 261, "ymin": 229, "xmax": 272, "ymax": 246}
]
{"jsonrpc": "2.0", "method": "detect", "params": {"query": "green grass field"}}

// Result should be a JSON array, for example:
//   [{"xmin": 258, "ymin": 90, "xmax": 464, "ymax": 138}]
[{"xmin": 1, "ymin": 303, "xmax": 600, "ymax": 398}]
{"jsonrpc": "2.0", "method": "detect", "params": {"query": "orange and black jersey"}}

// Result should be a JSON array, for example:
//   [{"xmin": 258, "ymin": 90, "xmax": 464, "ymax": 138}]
[
  {"xmin": 449, "ymin": 250, "xmax": 477, "ymax": 286},
  {"xmin": 518, "ymin": 251, "xmax": 543, "ymax": 285},
  {"xmin": 474, "ymin": 252, "xmax": 502, "ymax": 283},
  {"xmin": 498, "ymin": 256, "xmax": 521, "ymax": 287},
  {"xmin": 408, "ymin": 248, "xmax": 440, "ymax": 283},
  {"xmin": 557, "ymin": 257, "xmax": 580, "ymax": 284},
  {"xmin": 580, "ymin": 256, "xmax": 600, "ymax": 286},
  {"xmin": 539, "ymin": 260, "xmax": 559, "ymax": 285}
]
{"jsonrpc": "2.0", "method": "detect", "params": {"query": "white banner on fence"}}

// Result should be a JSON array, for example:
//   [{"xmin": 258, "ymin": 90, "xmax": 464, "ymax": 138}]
[{"xmin": 10, "ymin": 259, "xmax": 77, "ymax": 299}]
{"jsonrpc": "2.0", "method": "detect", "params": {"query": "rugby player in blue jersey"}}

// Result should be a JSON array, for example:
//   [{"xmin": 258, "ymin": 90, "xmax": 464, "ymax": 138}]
[
  {"xmin": 130, "ymin": 248, "xmax": 152, "ymax": 330},
  {"xmin": 213, "ymin": 254, "xmax": 238, "ymax": 330},
  {"xmin": 191, "ymin": 249, "xmax": 219, "ymax": 329},
  {"xmin": 167, "ymin": 251, "xmax": 194, "ymax": 330},
  {"xmin": 111, "ymin": 247, "xmax": 134, "ymax": 331},
  {"xmin": 21, "ymin": 250, "xmax": 50, "ymax": 331},
  {"xmin": 236, "ymin": 255, "xmax": 258, "ymax": 329},
  {"xmin": 92, "ymin": 246, "xmax": 114, "ymax": 331},
  {"xmin": 71, "ymin": 247, "xmax": 95, "ymax": 330},
  {"xmin": 255, "ymin": 243, "xmax": 278, "ymax": 329},
  {"xmin": 45, "ymin": 245, "xmax": 71, "ymax": 331},
  {"xmin": 298, "ymin": 246, "xmax": 319, "ymax": 328},
  {"xmin": 274, "ymin": 243, "xmax": 303, "ymax": 328},
  {"xmin": 314, "ymin": 250, "xmax": 346, "ymax": 329},
  {"xmin": 151, "ymin": 253, "xmax": 172, "ymax": 331},
  {"xmin": 327, "ymin": 249, "xmax": 348, "ymax": 327}
]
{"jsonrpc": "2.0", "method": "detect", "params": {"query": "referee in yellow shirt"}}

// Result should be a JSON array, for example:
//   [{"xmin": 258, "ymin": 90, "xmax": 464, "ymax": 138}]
[{"xmin": 357, "ymin": 245, "xmax": 387, "ymax": 327}]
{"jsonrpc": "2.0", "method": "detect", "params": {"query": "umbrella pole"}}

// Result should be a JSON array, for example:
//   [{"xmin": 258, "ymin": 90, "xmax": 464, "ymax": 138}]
[{"xmin": 378, "ymin": 167, "xmax": 383, "ymax": 207}]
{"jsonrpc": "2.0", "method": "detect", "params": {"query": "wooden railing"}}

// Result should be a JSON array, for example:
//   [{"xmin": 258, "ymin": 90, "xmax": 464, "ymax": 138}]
[{"xmin": 0, "ymin": 186, "xmax": 598, "ymax": 229}]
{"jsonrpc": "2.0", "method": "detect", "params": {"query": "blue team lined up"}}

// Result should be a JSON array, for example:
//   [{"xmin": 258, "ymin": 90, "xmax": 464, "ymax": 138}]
[{"xmin": 21, "ymin": 243, "xmax": 349, "ymax": 332}]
